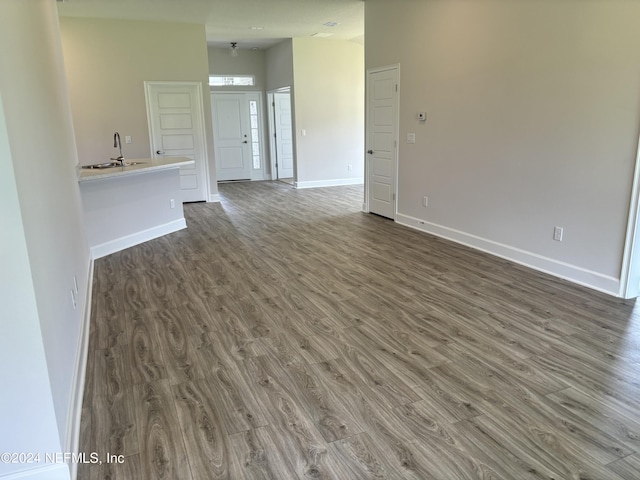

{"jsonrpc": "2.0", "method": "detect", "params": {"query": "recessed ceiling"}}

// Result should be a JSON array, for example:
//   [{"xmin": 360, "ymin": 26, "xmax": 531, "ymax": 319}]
[{"xmin": 57, "ymin": 0, "xmax": 364, "ymax": 50}]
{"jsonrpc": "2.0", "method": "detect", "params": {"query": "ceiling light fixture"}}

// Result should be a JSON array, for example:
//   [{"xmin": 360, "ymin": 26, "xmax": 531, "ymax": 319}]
[
  {"xmin": 230, "ymin": 42, "xmax": 238, "ymax": 57},
  {"xmin": 323, "ymin": 21, "xmax": 339, "ymax": 27}
]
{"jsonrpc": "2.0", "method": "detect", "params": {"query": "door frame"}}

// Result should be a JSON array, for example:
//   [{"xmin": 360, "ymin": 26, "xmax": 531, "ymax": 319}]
[
  {"xmin": 364, "ymin": 64, "xmax": 400, "ymax": 219},
  {"xmin": 210, "ymin": 90, "xmax": 267, "ymax": 182},
  {"xmin": 144, "ymin": 81, "xmax": 211, "ymax": 202},
  {"xmin": 267, "ymin": 87, "xmax": 295, "ymax": 183},
  {"xmin": 620, "ymin": 132, "xmax": 640, "ymax": 298}
]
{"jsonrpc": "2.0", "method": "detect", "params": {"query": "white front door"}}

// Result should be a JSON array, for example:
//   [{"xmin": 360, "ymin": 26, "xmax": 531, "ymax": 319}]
[
  {"xmin": 212, "ymin": 94, "xmax": 252, "ymax": 181},
  {"xmin": 366, "ymin": 66, "xmax": 399, "ymax": 220},
  {"xmin": 273, "ymin": 92, "xmax": 294, "ymax": 179},
  {"xmin": 145, "ymin": 82, "xmax": 208, "ymax": 202}
]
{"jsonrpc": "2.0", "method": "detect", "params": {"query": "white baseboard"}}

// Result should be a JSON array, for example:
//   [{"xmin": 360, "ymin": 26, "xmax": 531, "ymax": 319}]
[
  {"xmin": 1, "ymin": 464, "xmax": 70, "ymax": 480},
  {"xmin": 208, "ymin": 193, "xmax": 221, "ymax": 203},
  {"xmin": 295, "ymin": 177, "xmax": 364, "ymax": 189},
  {"xmin": 90, "ymin": 218, "xmax": 187, "ymax": 259},
  {"xmin": 397, "ymin": 213, "xmax": 620, "ymax": 296},
  {"xmin": 63, "ymin": 259, "xmax": 93, "ymax": 480}
]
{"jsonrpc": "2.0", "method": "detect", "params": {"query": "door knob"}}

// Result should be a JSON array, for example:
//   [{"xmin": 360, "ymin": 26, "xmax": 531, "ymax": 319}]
[
  {"xmin": 367, "ymin": 149, "xmax": 374, "ymax": 154},
  {"xmin": 156, "ymin": 150, "xmax": 165, "ymax": 155},
  {"xmin": 243, "ymin": 141, "xmax": 248, "ymax": 144}
]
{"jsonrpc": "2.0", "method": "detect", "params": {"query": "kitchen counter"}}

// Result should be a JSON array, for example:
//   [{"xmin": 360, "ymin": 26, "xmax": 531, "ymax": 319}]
[
  {"xmin": 78, "ymin": 156, "xmax": 194, "ymax": 183},
  {"xmin": 78, "ymin": 156, "xmax": 193, "ymax": 258}
]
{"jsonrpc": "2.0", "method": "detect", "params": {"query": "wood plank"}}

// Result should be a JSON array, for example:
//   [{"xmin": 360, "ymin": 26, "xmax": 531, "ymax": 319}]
[
  {"xmin": 607, "ymin": 454, "xmax": 640, "ymax": 480},
  {"xmin": 125, "ymin": 310, "xmax": 167, "ymax": 385},
  {"xmin": 240, "ymin": 356, "xmax": 334, "ymax": 479},
  {"xmin": 134, "ymin": 380, "xmax": 190, "ymax": 480},
  {"xmin": 229, "ymin": 427, "xmax": 298, "ymax": 480},
  {"xmin": 171, "ymin": 381, "xmax": 243, "ymax": 479}
]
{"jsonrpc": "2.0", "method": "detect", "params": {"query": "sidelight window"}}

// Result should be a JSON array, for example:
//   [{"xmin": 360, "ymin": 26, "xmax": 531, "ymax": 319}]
[{"xmin": 249, "ymin": 100, "xmax": 261, "ymax": 169}]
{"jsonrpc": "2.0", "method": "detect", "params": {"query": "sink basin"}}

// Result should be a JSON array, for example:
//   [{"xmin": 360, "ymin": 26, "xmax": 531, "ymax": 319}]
[
  {"xmin": 81, "ymin": 162, "xmax": 120, "ymax": 169},
  {"xmin": 81, "ymin": 161, "xmax": 147, "ymax": 169}
]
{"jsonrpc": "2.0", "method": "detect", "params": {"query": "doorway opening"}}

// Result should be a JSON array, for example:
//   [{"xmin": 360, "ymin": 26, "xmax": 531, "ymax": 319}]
[{"xmin": 267, "ymin": 87, "xmax": 295, "ymax": 185}]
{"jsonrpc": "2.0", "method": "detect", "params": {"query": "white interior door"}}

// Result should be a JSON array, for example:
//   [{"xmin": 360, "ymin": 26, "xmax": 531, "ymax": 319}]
[
  {"xmin": 212, "ymin": 94, "xmax": 252, "ymax": 181},
  {"xmin": 273, "ymin": 92, "xmax": 294, "ymax": 179},
  {"xmin": 145, "ymin": 82, "xmax": 208, "ymax": 203},
  {"xmin": 366, "ymin": 66, "xmax": 399, "ymax": 219}
]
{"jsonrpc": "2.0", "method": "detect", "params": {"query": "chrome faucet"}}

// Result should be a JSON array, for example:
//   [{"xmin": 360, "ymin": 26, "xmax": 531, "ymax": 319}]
[{"xmin": 112, "ymin": 131, "xmax": 125, "ymax": 164}]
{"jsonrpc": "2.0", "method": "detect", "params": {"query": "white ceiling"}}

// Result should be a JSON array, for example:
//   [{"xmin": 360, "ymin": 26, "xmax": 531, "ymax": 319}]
[{"xmin": 57, "ymin": 0, "xmax": 365, "ymax": 50}]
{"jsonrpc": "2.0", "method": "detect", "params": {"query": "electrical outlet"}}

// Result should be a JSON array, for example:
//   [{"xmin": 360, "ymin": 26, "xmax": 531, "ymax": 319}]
[
  {"xmin": 553, "ymin": 226, "xmax": 564, "ymax": 241},
  {"xmin": 423, "ymin": 196, "xmax": 428, "ymax": 207},
  {"xmin": 125, "ymin": 135, "xmax": 132, "ymax": 144},
  {"xmin": 348, "ymin": 164, "xmax": 353, "ymax": 172},
  {"xmin": 170, "ymin": 198, "xmax": 175, "ymax": 209},
  {"xmin": 407, "ymin": 133, "xmax": 416, "ymax": 144}
]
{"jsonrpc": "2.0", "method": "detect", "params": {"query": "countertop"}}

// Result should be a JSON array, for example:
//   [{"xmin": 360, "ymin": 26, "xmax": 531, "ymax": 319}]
[{"xmin": 77, "ymin": 156, "xmax": 194, "ymax": 183}]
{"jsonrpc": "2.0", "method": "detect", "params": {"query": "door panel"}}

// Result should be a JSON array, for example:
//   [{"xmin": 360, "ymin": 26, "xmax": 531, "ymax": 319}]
[
  {"xmin": 160, "ymin": 113, "xmax": 193, "ymax": 129},
  {"xmin": 212, "ymin": 94, "xmax": 252, "ymax": 181},
  {"xmin": 145, "ymin": 83, "xmax": 208, "ymax": 203},
  {"xmin": 161, "ymin": 134, "xmax": 195, "ymax": 150},
  {"xmin": 274, "ymin": 92, "xmax": 294, "ymax": 179},
  {"xmin": 367, "ymin": 67, "xmax": 399, "ymax": 219}
]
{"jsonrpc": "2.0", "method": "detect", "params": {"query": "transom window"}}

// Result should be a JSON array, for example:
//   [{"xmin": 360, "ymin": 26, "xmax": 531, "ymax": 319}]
[{"xmin": 209, "ymin": 75, "xmax": 255, "ymax": 87}]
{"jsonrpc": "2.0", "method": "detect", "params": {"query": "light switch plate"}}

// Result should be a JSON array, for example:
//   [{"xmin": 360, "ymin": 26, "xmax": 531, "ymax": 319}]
[{"xmin": 407, "ymin": 133, "xmax": 416, "ymax": 144}]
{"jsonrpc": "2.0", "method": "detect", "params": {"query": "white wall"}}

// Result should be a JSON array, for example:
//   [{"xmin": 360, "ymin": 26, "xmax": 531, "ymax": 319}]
[
  {"xmin": 265, "ymin": 39, "xmax": 294, "ymax": 91},
  {"xmin": 0, "ymin": 94, "xmax": 69, "ymax": 480},
  {"xmin": 292, "ymin": 38, "xmax": 364, "ymax": 187},
  {"xmin": 0, "ymin": 0, "xmax": 91, "ymax": 478},
  {"xmin": 80, "ymin": 169, "xmax": 186, "ymax": 258},
  {"xmin": 365, "ymin": 0, "xmax": 640, "ymax": 294}
]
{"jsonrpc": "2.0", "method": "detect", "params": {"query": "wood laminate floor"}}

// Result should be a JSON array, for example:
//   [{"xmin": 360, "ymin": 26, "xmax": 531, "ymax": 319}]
[{"xmin": 79, "ymin": 181, "xmax": 640, "ymax": 480}]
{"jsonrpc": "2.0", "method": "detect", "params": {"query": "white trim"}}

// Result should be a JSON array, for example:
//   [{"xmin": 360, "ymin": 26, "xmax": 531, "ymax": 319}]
[
  {"xmin": 1, "ymin": 464, "xmax": 70, "ymax": 480},
  {"xmin": 209, "ymin": 193, "xmax": 221, "ymax": 203},
  {"xmin": 294, "ymin": 177, "xmax": 364, "ymax": 189},
  {"xmin": 397, "ymin": 213, "xmax": 620, "ymax": 296},
  {"xmin": 64, "ymin": 259, "xmax": 93, "ymax": 480},
  {"xmin": 619, "ymin": 131, "xmax": 640, "ymax": 298},
  {"xmin": 90, "ymin": 218, "xmax": 187, "ymax": 259},
  {"xmin": 267, "ymin": 87, "xmax": 295, "ymax": 183}
]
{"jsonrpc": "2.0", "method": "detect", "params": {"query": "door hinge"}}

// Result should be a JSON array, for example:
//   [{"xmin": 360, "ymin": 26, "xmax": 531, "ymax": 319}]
[
  {"xmin": 395, "ymin": 84, "xmax": 398, "ymax": 92},
  {"xmin": 392, "ymin": 193, "xmax": 396, "ymax": 201}
]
